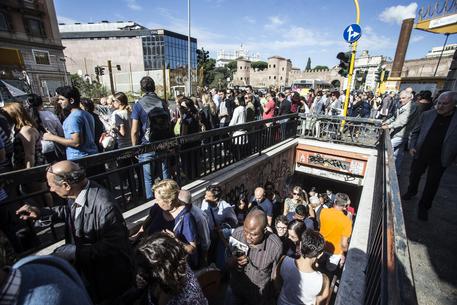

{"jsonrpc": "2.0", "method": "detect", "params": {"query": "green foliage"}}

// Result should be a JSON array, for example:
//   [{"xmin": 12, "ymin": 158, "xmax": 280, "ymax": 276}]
[
  {"xmin": 196, "ymin": 48, "xmax": 210, "ymax": 69},
  {"xmin": 251, "ymin": 61, "xmax": 268, "ymax": 71},
  {"xmin": 226, "ymin": 60, "xmax": 237, "ymax": 71},
  {"xmin": 70, "ymin": 74, "xmax": 108, "ymax": 99},
  {"xmin": 306, "ymin": 57, "xmax": 311, "ymax": 70},
  {"xmin": 313, "ymin": 65, "xmax": 329, "ymax": 70},
  {"xmin": 208, "ymin": 66, "xmax": 230, "ymax": 89}
]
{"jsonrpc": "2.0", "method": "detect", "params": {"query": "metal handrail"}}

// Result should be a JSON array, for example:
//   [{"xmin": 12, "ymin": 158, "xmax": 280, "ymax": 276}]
[
  {"xmin": 298, "ymin": 113, "xmax": 382, "ymax": 148},
  {"xmin": 0, "ymin": 113, "xmax": 299, "ymax": 207},
  {"xmin": 364, "ymin": 131, "xmax": 417, "ymax": 305}
]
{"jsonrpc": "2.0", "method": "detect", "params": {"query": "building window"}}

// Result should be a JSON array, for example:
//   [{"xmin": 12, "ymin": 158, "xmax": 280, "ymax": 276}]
[
  {"xmin": 24, "ymin": 17, "xmax": 46, "ymax": 38},
  {"xmin": 269, "ymin": 76, "xmax": 271, "ymax": 79},
  {"xmin": 0, "ymin": 12, "xmax": 9, "ymax": 32},
  {"xmin": 280, "ymin": 76, "xmax": 282, "ymax": 80},
  {"xmin": 240, "ymin": 77, "xmax": 243, "ymax": 80},
  {"xmin": 33, "ymin": 50, "xmax": 50, "ymax": 65},
  {"xmin": 274, "ymin": 76, "xmax": 276, "ymax": 79},
  {"xmin": 273, "ymin": 64, "xmax": 276, "ymax": 68},
  {"xmin": 269, "ymin": 65, "xmax": 271, "ymax": 68},
  {"xmin": 282, "ymin": 67, "xmax": 284, "ymax": 71}
]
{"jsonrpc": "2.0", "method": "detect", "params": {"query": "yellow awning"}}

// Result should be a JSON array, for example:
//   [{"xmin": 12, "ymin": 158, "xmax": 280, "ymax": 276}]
[{"xmin": 415, "ymin": 13, "xmax": 457, "ymax": 34}]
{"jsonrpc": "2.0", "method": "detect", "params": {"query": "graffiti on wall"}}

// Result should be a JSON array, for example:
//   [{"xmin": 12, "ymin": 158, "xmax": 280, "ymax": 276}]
[{"xmin": 222, "ymin": 149, "xmax": 295, "ymax": 204}]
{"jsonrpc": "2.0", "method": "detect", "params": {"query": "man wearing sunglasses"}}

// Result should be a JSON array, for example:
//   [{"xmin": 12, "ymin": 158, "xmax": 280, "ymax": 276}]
[{"xmin": 15, "ymin": 160, "xmax": 134, "ymax": 304}]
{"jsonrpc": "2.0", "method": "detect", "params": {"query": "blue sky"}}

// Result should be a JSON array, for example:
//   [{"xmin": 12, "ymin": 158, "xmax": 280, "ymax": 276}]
[{"xmin": 55, "ymin": 0, "xmax": 457, "ymax": 69}]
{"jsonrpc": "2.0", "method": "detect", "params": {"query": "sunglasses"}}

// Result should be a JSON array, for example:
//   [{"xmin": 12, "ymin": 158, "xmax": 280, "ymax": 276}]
[{"xmin": 293, "ymin": 192, "xmax": 300, "ymax": 195}]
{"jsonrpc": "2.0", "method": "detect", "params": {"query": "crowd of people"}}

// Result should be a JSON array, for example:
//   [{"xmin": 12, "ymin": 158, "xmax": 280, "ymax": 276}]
[
  {"xmin": 0, "ymin": 74, "xmax": 456, "ymax": 304},
  {"xmin": 1, "ymin": 158, "xmax": 354, "ymax": 305}
]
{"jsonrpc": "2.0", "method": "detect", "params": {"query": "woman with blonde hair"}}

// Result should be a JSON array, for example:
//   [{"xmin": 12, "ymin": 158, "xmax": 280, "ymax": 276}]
[
  {"xmin": 2, "ymin": 102, "xmax": 44, "ymax": 169},
  {"xmin": 283, "ymin": 186, "xmax": 307, "ymax": 216},
  {"xmin": 132, "ymin": 179, "xmax": 199, "ymax": 268},
  {"xmin": 200, "ymin": 93, "xmax": 218, "ymax": 131},
  {"xmin": 3, "ymin": 102, "xmax": 50, "ymax": 207}
]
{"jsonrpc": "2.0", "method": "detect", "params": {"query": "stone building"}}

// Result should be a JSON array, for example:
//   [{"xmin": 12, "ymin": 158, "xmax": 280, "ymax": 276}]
[
  {"xmin": 0, "ymin": 0, "xmax": 67, "ymax": 98},
  {"xmin": 232, "ymin": 55, "xmax": 345, "ymax": 90},
  {"xmin": 232, "ymin": 48, "xmax": 454, "ymax": 93},
  {"xmin": 385, "ymin": 55, "xmax": 453, "ymax": 78}
]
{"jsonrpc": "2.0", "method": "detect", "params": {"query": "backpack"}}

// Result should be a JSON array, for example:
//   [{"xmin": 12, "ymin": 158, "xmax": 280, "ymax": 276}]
[{"xmin": 139, "ymin": 94, "xmax": 173, "ymax": 142}]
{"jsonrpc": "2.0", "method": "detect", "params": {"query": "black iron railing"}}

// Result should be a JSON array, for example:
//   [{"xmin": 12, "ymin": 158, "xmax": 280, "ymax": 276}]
[
  {"xmin": 364, "ymin": 131, "xmax": 417, "ymax": 305},
  {"xmin": 298, "ymin": 113, "xmax": 382, "ymax": 148},
  {"xmin": 0, "ymin": 114, "xmax": 298, "ymax": 253}
]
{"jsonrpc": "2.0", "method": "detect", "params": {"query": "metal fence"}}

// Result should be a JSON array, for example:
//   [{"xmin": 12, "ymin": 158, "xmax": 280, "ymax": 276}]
[
  {"xmin": 364, "ymin": 131, "xmax": 417, "ymax": 305},
  {"xmin": 0, "ymin": 113, "xmax": 298, "ymax": 254},
  {"xmin": 298, "ymin": 113, "xmax": 383, "ymax": 148}
]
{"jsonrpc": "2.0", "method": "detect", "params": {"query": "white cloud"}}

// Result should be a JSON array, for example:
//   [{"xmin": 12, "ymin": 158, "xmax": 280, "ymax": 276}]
[
  {"xmin": 243, "ymin": 16, "xmax": 256, "ymax": 24},
  {"xmin": 357, "ymin": 25, "xmax": 395, "ymax": 51},
  {"xmin": 57, "ymin": 16, "xmax": 79, "ymax": 24},
  {"xmin": 147, "ymin": 7, "xmax": 224, "ymax": 43},
  {"xmin": 411, "ymin": 35, "xmax": 424, "ymax": 43},
  {"xmin": 379, "ymin": 3, "xmax": 418, "ymax": 24},
  {"xmin": 126, "ymin": 0, "xmax": 141, "ymax": 11},
  {"xmin": 269, "ymin": 16, "xmax": 284, "ymax": 25},
  {"xmin": 264, "ymin": 16, "xmax": 286, "ymax": 30}
]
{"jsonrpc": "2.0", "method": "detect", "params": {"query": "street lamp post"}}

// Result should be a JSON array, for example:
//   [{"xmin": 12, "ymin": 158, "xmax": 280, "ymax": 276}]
[{"xmin": 187, "ymin": 0, "xmax": 192, "ymax": 96}]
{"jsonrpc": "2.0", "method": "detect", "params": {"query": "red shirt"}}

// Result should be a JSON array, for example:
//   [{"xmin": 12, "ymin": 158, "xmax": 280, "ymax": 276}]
[{"xmin": 263, "ymin": 99, "xmax": 276, "ymax": 119}]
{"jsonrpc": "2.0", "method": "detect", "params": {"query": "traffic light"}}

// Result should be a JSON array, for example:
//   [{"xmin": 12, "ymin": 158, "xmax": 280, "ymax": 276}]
[
  {"xmin": 374, "ymin": 69, "xmax": 381, "ymax": 83},
  {"xmin": 94, "ymin": 66, "xmax": 105, "ymax": 76},
  {"xmin": 336, "ymin": 52, "xmax": 351, "ymax": 77}
]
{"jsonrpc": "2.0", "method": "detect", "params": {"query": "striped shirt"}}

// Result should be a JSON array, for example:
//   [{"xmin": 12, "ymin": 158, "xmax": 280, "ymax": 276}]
[{"xmin": 229, "ymin": 227, "xmax": 282, "ymax": 304}]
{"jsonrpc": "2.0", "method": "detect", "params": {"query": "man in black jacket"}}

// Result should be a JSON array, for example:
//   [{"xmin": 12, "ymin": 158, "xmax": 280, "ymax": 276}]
[{"xmin": 17, "ymin": 160, "xmax": 134, "ymax": 304}]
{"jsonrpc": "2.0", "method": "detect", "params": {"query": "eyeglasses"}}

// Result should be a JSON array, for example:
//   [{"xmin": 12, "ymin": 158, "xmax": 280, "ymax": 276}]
[{"xmin": 276, "ymin": 226, "xmax": 287, "ymax": 230}]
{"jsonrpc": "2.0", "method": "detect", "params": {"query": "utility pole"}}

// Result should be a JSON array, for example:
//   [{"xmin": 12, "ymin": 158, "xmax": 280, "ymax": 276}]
[
  {"xmin": 108, "ymin": 60, "xmax": 115, "ymax": 94},
  {"xmin": 162, "ymin": 56, "xmax": 167, "ymax": 101},
  {"xmin": 187, "ymin": 0, "xmax": 192, "ymax": 96},
  {"xmin": 129, "ymin": 62, "xmax": 133, "ymax": 92}
]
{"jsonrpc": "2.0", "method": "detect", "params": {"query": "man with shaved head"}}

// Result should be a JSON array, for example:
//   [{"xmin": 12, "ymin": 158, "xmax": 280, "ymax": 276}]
[
  {"xmin": 16, "ymin": 160, "xmax": 134, "ymax": 303},
  {"xmin": 382, "ymin": 89, "xmax": 419, "ymax": 173},
  {"xmin": 252, "ymin": 187, "xmax": 273, "ymax": 226},
  {"xmin": 226, "ymin": 208, "xmax": 282, "ymax": 305},
  {"xmin": 402, "ymin": 91, "xmax": 457, "ymax": 221}
]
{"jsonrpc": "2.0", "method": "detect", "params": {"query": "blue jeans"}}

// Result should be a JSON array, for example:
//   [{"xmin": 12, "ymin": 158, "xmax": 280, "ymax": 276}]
[
  {"xmin": 391, "ymin": 136, "xmax": 405, "ymax": 174},
  {"xmin": 138, "ymin": 152, "xmax": 170, "ymax": 200}
]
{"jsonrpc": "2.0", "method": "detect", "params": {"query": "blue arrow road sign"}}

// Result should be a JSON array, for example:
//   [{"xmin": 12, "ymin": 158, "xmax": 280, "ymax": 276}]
[{"xmin": 343, "ymin": 24, "xmax": 362, "ymax": 43}]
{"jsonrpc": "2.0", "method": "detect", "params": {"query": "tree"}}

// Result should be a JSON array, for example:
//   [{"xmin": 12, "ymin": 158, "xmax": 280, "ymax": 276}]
[
  {"xmin": 313, "ymin": 65, "xmax": 329, "ymax": 70},
  {"xmin": 251, "ymin": 61, "xmax": 268, "ymax": 71},
  {"xmin": 306, "ymin": 57, "xmax": 311, "ymax": 70},
  {"xmin": 196, "ymin": 48, "xmax": 210, "ymax": 87},
  {"xmin": 226, "ymin": 60, "xmax": 237, "ymax": 72},
  {"xmin": 70, "ymin": 74, "xmax": 108, "ymax": 99}
]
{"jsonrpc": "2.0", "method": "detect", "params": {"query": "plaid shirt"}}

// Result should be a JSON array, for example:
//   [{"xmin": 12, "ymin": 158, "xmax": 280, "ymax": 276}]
[{"xmin": 0, "ymin": 268, "xmax": 21, "ymax": 305}]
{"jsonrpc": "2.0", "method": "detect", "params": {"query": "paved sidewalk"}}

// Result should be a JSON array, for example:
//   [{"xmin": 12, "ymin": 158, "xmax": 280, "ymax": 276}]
[{"xmin": 399, "ymin": 156, "xmax": 457, "ymax": 305}]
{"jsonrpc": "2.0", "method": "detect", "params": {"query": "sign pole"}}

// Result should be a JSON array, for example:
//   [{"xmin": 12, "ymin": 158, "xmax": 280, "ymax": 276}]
[{"xmin": 342, "ymin": 0, "xmax": 360, "ymax": 119}]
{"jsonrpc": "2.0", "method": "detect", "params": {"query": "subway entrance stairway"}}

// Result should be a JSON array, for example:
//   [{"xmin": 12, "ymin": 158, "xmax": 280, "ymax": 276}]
[{"xmin": 3, "ymin": 113, "xmax": 452, "ymax": 304}]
